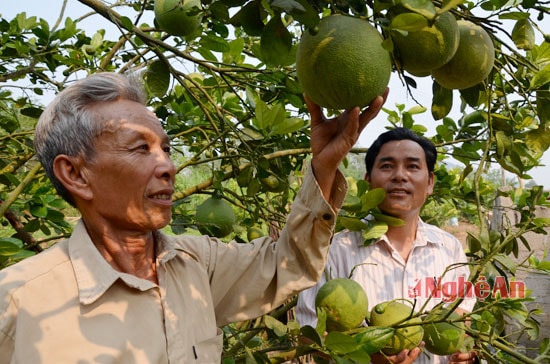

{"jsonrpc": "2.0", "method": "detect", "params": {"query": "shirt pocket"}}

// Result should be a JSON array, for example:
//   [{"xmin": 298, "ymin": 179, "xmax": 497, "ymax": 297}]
[{"xmin": 192, "ymin": 328, "xmax": 223, "ymax": 363}]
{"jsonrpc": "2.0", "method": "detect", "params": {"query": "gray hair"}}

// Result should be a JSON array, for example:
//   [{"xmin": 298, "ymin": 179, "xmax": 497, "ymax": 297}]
[{"xmin": 34, "ymin": 72, "xmax": 147, "ymax": 206}]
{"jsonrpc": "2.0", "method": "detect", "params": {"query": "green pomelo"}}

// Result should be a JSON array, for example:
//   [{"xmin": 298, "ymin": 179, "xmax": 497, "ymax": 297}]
[
  {"xmin": 315, "ymin": 278, "xmax": 369, "ymax": 332},
  {"xmin": 432, "ymin": 20, "xmax": 495, "ymax": 90},
  {"xmin": 154, "ymin": 0, "xmax": 203, "ymax": 37},
  {"xmin": 296, "ymin": 15, "xmax": 392, "ymax": 110},
  {"xmin": 195, "ymin": 196, "xmax": 236, "ymax": 238},
  {"xmin": 246, "ymin": 226, "xmax": 264, "ymax": 241},
  {"xmin": 423, "ymin": 307, "xmax": 466, "ymax": 356},
  {"xmin": 392, "ymin": 11, "xmax": 460, "ymax": 75},
  {"xmin": 260, "ymin": 175, "xmax": 286, "ymax": 193},
  {"xmin": 370, "ymin": 301, "xmax": 424, "ymax": 355}
]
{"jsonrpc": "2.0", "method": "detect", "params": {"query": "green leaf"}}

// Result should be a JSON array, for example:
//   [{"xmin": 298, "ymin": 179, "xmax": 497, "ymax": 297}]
[
  {"xmin": 300, "ymin": 325, "xmax": 323, "ymax": 346},
  {"xmin": 271, "ymin": 117, "xmax": 307, "ymax": 135},
  {"xmin": 498, "ymin": 11, "xmax": 531, "ymax": 20},
  {"xmin": 264, "ymin": 315, "xmax": 287, "ymax": 337},
  {"xmin": 199, "ymin": 34, "xmax": 231, "ymax": 53},
  {"xmin": 119, "ymin": 16, "xmax": 134, "ymax": 31},
  {"xmin": 254, "ymin": 100, "xmax": 286, "ymax": 131},
  {"xmin": 400, "ymin": 0, "xmax": 436, "ymax": 18},
  {"xmin": 316, "ymin": 306, "xmax": 328, "ymax": 337},
  {"xmin": 530, "ymin": 63, "xmax": 550, "ymax": 90},
  {"xmin": 459, "ymin": 83, "xmax": 484, "ymax": 108},
  {"xmin": 431, "ymin": 81, "xmax": 453, "ymax": 120},
  {"xmin": 260, "ymin": 14, "xmax": 293, "ymax": 66},
  {"xmin": 370, "ymin": 212, "xmax": 405, "ymax": 226},
  {"xmin": 354, "ymin": 326, "xmax": 395, "ymax": 354},
  {"xmin": 325, "ymin": 331, "xmax": 361, "ymax": 355},
  {"xmin": 339, "ymin": 217, "xmax": 370, "ymax": 231},
  {"xmin": 390, "ymin": 13, "xmax": 428, "ymax": 32},
  {"xmin": 90, "ymin": 31, "xmax": 104, "ymax": 49},
  {"xmin": 536, "ymin": 89, "xmax": 550, "ymax": 123},
  {"xmin": 407, "ymin": 105, "xmax": 427, "ymax": 115},
  {"xmin": 342, "ymin": 195, "xmax": 363, "ymax": 213},
  {"xmin": 209, "ymin": 1, "xmax": 230, "ymax": 22},
  {"xmin": 16, "ymin": 13, "xmax": 38, "ymax": 30},
  {"xmin": 439, "ymin": 0, "xmax": 465, "ymax": 13},
  {"xmin": 286, "ymin": 0, "xmax": 319, "ymax": 30},
  {"xmin": 30, "ymin": 204, "xmax": 48, "ymax": 218},
  {"xmin": 146, "ymin": 61, "xmax": 171, "ymax": 98},
  {"xmin": 0, "ymin": 238, "xmax": 24, "ymax": 257},
  {"xmin": 361, "ymin": 188, "xmax": 386, "ymax": 212},
  {"xmin": 229, "ymin": 1, "xmax": 265, "ymax": 36},
  {"xmin": 511, "ymin": 19, "xmax": 535, "ymax": 50},
  {"xmin": 495, "ymin": 130, "xmax": 512, "ymax": 159},
  {"xmin": 362, "ymin": 221, "xmax": 389, "ymax": 242}
]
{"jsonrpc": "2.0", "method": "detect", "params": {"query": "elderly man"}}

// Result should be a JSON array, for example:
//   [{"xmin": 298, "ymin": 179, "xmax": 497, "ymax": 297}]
[{"xmin": 0, "ymin": 72, "xmax": 387, "ymax": 363}]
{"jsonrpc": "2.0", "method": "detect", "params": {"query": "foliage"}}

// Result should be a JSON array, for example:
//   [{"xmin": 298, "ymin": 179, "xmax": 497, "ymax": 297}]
[{"xmin": 1, "ymin": 0, "xmax": 550, "ymax": 362}]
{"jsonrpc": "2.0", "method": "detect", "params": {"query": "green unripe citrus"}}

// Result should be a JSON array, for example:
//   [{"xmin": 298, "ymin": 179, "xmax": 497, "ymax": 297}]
[
  {"xmin": 260, "ymin": 175, "xmax": 286, "ymax": 193},
  {"xmin": 296, "ymin": 15, "xmax": 392, "ymax": 110},
  {"xmin": 432, "ymin": 20, "xmax": 495, "ymax": 89},
  {"xmin": 423, "ymin": 307, "xmax": 466, "ymax": 355},
  {"xmin": 195, "ymin": 196, "xmax": 236, "ymax": 238},
  {"xmin": 154, "ymin": 0, "xmax": 203, "ymax": 37},
  {"xmin": 392, "ymin": 11, "xmax": 459, "ymax": 75},
  {"xmin": 370, "ymin": 301, "xmax": 424, "ymax": 355},
  {"xmin": 246, "ymin": 226, "xmax": 264, "ymax": 241},
  {"xmin": 315, "ymin": 278, "xmax": 369, "ymax": 332}
]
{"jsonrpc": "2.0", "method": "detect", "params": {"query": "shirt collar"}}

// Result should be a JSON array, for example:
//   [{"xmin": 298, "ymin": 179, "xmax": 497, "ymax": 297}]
[
  {"xmin": 68, "ymin": 220, "xmax": 178, "ymax": 305},
  {"xmin": 370, "ymin": 218, "xmax": 443, "ymax": 248}
]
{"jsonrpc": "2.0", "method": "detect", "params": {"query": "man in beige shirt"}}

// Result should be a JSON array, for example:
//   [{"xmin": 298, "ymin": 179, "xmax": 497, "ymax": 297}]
[{"xmin": 0, "ymin": 72, "xmax": 387, "ymax": 363}]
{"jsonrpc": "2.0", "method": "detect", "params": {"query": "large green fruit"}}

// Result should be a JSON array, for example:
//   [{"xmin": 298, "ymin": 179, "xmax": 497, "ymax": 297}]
[
  {"xmin": 432, "ymin": 20, "xmax": 495, "ymax": 89},
  {"xmin": 423, "ymin": 307, "xmax": 465, "ymax": 355},
  {"xmin": 392, "ymin": 11, "xmax": 459, "ymax": 76},
  {"xmin": 296, "ymin": 15, "xmax": 392, "ymax": 110},
  {"xmin": 315, "ymin": 278, "xmax": 369, "ymax": 332},
  {"xmin": 370, "ymin": 301, "xmax": 424, "ymax": 355},
  {"xmin": 260, "ymin": 174, "xmax": 286, "ymax": 193},
  {"xmin": 195, "ymin": 196, "xmax": 236, "ymax": 238},
  {"xmin": 154, "ymin": 0, "xmax": 203, "ymax": 37}
]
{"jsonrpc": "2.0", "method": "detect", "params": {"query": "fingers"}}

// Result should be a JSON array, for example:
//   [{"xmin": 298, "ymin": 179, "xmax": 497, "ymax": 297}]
[
  {"xmin": 304, "ymin": 94, "xmax": 324, "ymax": 127},
  {"xmin": 449, "ymin": 350, "xmax": 478, "ymax": 363},
  {"xmin": 358, "ymin": 87, "xmax": 389, "ymax": 130}
]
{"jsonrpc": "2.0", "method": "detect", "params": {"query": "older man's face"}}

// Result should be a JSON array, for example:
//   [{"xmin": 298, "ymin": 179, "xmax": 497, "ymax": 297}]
[{"xmin": 81, "ymin": 99, "xmax": 175, "ymax": 233}]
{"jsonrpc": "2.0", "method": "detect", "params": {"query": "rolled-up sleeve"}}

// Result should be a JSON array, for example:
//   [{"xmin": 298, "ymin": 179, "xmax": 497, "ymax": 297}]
[{"xmin": 208, "ymin": 164, "xmax": 347, "ymax": 326}]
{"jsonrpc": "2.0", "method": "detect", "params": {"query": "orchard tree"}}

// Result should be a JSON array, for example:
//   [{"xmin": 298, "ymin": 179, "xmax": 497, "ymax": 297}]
[{"xmin": 1, "ymin": 0, "xmax": 549, "ymax": 362}]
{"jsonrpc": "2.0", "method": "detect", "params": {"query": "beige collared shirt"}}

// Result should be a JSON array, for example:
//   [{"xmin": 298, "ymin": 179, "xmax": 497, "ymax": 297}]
[{"xmin": 0, "ymin": 166, "xmax": 346, "ymax": 363}]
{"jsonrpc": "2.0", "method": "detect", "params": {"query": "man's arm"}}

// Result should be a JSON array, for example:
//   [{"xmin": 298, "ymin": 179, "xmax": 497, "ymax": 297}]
[{"xmin": 308, "ymin": 90, "xmax": 388, "ymax": 206}]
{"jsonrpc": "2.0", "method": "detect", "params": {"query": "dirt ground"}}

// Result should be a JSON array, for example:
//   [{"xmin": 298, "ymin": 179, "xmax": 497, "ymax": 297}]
[{"xmin": 443, "ymin": 222, "xmax": 480, "ymax": 248}]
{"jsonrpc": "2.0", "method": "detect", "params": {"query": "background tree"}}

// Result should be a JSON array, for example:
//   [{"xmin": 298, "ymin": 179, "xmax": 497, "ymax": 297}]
[{"xmin": 1, "ymin": 0, "xmax": 549, "ymax": 362}]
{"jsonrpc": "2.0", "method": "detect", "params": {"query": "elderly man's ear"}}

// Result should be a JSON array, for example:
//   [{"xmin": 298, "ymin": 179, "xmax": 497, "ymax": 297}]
[{"xmin": 53, "ymin": 155, "xmax": 93, "ymax": 201}]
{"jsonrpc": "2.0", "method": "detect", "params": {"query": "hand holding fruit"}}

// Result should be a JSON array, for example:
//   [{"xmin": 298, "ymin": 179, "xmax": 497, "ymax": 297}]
[
  {"xmin": 308, "ymin": 89, "xmax": 388, "ymax": 202},
  {"xmin": 448, "ymin": 350, "xmax": 478, "ymax": 363},
  {"xmin": 370, "ymin": 347, "xmax": 424, "ymax": 364}
]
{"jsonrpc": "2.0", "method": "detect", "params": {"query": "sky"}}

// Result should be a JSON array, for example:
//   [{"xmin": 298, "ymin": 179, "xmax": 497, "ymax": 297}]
[{"xmin": 2, "ymin": 0, "xmax": 549, "ymax": 187}]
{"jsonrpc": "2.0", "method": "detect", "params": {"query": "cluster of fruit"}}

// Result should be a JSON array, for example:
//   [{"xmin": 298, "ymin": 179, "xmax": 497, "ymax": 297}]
[
  {"xmin": 315, "ymin": 278, "xmax": 467, "ymax": 356},
  {"xmin": 295, "ymin": 10, "xmax": 495, "ymax": 111}
]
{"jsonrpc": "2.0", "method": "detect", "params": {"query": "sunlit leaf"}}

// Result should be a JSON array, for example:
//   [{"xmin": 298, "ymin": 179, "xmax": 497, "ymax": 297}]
[
  {"xmin": 260, "ymin": 14, "xmax": 293, "ymax": 66},
  {"xmin": 432, "ymin": 81, "xmax": 453, "ymax": 120},
  {"xmin": 146, "ymin": 60, "xmax": 171, "ymax": 98}
]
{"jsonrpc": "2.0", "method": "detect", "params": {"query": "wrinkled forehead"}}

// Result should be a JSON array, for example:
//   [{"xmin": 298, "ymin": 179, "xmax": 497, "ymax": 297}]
[{"xmin": 92, "ymin": 99, "xmax": 165, "ymax": 135}]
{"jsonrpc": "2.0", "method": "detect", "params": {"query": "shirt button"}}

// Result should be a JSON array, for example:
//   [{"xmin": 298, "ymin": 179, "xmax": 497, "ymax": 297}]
[{"xmin": 322, "ymin": 213, "xmax": 332, "ymax": 221}]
